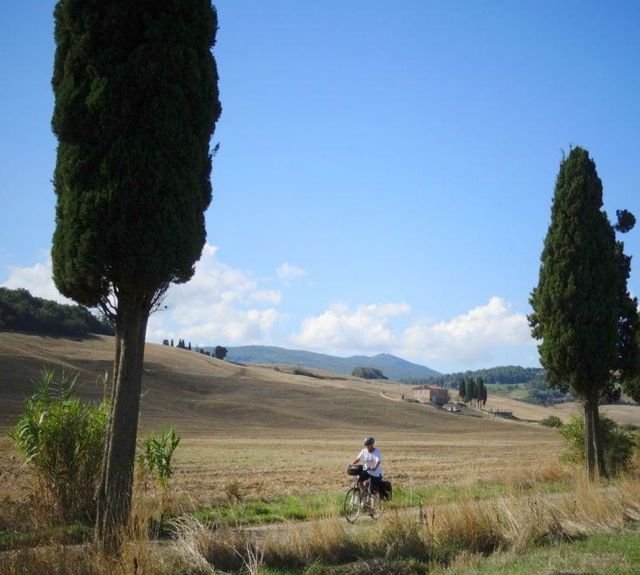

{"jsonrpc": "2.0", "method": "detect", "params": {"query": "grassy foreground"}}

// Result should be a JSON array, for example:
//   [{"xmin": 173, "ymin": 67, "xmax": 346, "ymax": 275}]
[
  {"xmin": 2, "ymin": 474, "xmax": 639, "ymax": 574},
  {"xmin": 431, "ymin": 527, "xmax": 640, "ymax": 575}
]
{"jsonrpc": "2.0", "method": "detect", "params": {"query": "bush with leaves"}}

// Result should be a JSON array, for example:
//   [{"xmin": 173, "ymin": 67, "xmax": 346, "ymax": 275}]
[
  {"xmin": 10, "ymin": 369, "xmax": 109, "ymax": 523},
  {"xmin": 540, "ymin": 415, "xmax": 564, "ymax": 428},
  {"xmin": 559, "ymin": 415, "xmax": 637, "ymax": 476},
  {"xmin": 137, "ymin": 426, "xmax": 181, "ymax": 490}
]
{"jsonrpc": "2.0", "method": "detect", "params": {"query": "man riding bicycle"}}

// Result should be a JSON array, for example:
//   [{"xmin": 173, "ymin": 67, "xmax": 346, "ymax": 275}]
[{"xmin": 351, "ymin": 436, "xmax": 383, "ymax": 494}]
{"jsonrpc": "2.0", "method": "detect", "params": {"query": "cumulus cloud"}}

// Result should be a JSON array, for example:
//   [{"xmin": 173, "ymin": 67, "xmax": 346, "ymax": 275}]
[
  {"xmin": 2, "ymin": 252, "xmax": 537, "ymax": 369},
  {"xmin": 291, "ymin": 301, "xmax": 411, "ymax": 354},
  {"xmin": 276, "ymin": 262, "xmax": 309, "ymax": 284},
  {"xmin": 147, "ymin": 244, "xmax": 282, "ymax": 346},
  {"xmin": 292, "ymin": 297, "xmax": 535, "ymax": 370},
  {"xmin": 2, "ymin": 247, "xmax": 284, "ymax": 348},
  {"xmin": 399, "ymin": 297, "xmax": 535, "ymax": 369},
  {"xmin": 1, "ymin": 258, "xmax": 72, "ymax": 304}
]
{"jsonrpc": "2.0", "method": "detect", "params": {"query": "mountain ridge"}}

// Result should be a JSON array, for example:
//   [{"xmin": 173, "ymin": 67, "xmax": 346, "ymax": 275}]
[{"xmin": 212, "ymin": 345, "xmax": 440, "ymax": 381}]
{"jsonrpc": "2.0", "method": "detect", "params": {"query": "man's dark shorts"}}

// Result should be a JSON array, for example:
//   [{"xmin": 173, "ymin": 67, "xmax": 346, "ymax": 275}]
[{"xmin": 357, "ymin": 469, "xmax": 383, "ymax": 492}]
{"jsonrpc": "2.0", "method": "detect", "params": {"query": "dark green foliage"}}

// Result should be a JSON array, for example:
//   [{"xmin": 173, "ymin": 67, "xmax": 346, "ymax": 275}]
[
  {"xmin": 458, "ymin": 379, "xmax": 466, "ymax": 398},
  {"xmin": 10, "ymin": 370, "xmax": 109, "ymax": 523},
  {"xmin": 525, "ymin": 380, "xmax": 571, "ymax": 405},
  {"xmin": 559, "ymin": 415, "xmax": 637, "ymax": 476},
  {"xmin": 464, "ymin": 378, "xmax": 475, "ymax": 403},
  {"xmin": 540, "ymin": 415, "xmax": 563, "ymax": 428},
  {"xmin": 51, "ymin": 0, "xmax": 222, "ymax": 306},
  {"xmin": 352, "ymin": 367, "xmax": 388, "ymax": 380},
  {"xmin": 529, "ymin": 147, "xmax": 639, "ymax": 478},
  {"xmin": 612, "ymin": 214, "xmax": 640, "ymax": 401},
  {"xmin": 0, "ymin": 287, "xmax": 113, "ymax": 337},
  {"xmin": 615, "ymin": 209, "xmax": 636, "ymax": 233},
  {"xmin": 529, "ymin": 147, "xmax": 618, "ymax": 395},
  {"xmin": 214, "ymin": 345, "xmax": 227, "ymax": 359},
  {"xmin": 50, "ymin": 0, "xmax": 221, "ymax": 547},
  {"xmin": 405, "ymin": 366, "xmax": 545, "ymax": 388}
]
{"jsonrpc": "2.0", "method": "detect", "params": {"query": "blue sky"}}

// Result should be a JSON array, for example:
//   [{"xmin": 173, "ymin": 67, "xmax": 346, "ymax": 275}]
[{"xmin": 2, "ymin": 1, "xmax": 639, "ymax": 373}]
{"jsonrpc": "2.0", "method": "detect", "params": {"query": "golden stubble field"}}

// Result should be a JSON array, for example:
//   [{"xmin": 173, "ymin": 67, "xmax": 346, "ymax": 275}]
[{"xmin": 0, "ymin": 332, "xmax": 569, "ymax": 505}]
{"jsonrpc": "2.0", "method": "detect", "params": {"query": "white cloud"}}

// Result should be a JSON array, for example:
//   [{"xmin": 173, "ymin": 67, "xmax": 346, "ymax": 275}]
[
  {"xmin": 292, "ymin": 297, "xmax": 536, "ymax": 371},
  {"xmin": 276, "ymin": 262, "xmax": 309, "ymax": 284},
  {"xmin": 292, "ymin": 301, "xmax": 411, "ymax": 354},
  {"xmin": 1, "ymin": 258, "xmax": 72, "ymax": 304},
  {"xmin": 2, "ymin": 253, "xmax": 537, "ymax": 370},
  {"xmin": 2, "ymin": 247, "xmax": 283, "ymax": 348},
  {"xmin": 146, "ymin": 244, "xmax": 283, "ymax": 346},
  {"xmin": 399, "ymin": 297, "xmax": 535, "ymax": 370}
]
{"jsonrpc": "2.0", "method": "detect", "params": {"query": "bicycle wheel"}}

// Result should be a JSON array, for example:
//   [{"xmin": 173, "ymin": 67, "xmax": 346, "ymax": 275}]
[
  {"xmin": 366, "ymin": 491, "xmax": 384, "ymax": 519},
  {"xmin": 343, "ymin": 487, "xmax": 361, "ymax": 523}
]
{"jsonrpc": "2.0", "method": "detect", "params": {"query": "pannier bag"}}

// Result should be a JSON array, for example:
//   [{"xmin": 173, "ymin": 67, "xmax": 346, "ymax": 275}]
[
  {"xmin": 347, "ymin": 464, "xmax": 363, "ymax": 475},
  {"xmin": 379, "ymin": 480, "xmax": 392, "ymax": 501}
]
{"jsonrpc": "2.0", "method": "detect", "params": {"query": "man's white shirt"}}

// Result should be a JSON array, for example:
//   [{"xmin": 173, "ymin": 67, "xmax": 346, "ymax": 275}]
[{"xmin": 357, "ymin": 447, "xmax": 383, "ymax": 477}]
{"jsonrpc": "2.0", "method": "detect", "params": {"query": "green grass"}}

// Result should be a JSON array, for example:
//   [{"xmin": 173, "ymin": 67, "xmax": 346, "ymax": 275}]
[
  {"xmin": 192, "ymin": 492, "xmax": 341, "ymax": 526},
  {"xmin": 245, "ymin": 528, "xmax": 640, "ymax": 575},
  {"xmin": 189, "ymin": 477, "xmax": 570, "ymax": 529},
  {"xmin": 433, "ymin": 527, "xmax": 640, "ymax": 574}
]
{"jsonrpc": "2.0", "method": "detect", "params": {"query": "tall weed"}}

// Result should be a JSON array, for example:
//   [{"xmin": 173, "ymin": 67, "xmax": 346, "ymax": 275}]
[{"xmin": 10, "ymin": 369, "xmax": 108, "ymax": 523}]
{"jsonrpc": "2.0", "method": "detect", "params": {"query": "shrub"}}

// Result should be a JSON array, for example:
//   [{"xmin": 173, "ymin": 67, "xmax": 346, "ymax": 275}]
[
  {"xmin": 558, "ymin": 415, "xmax": 637, "ymax": 476},
  {"xmin": 137, "ymin": 426, "xmax": 181, "ymax": 490},
  {"xmin": 540, "ymin": 415, "xmax": 563, "ymax": 428},
  {"xmin": 352, "ymin": 367, "xmax": 388, "ymax": 380},
  {"xmin": 10, "ymin": 369, "xmax": 109, "ymax": 523}
]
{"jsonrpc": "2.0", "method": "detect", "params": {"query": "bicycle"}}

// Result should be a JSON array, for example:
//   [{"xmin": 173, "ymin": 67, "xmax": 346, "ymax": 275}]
[{"xmin": 343, "ymin": 464, "xmax": 384, "ymax": 523}]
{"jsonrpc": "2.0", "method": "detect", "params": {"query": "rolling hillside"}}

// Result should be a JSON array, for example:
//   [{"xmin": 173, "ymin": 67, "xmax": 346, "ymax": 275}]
[
  {"xmin": 221, "ymin": 345, "xmax": 440, "ymax": 380},
  {"xmin": 1, "ymin": 332, "xmax": 487, "ymax": 437}
]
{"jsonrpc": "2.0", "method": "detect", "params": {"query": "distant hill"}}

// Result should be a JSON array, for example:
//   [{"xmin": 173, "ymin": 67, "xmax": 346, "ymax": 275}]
[
  {"xmin": 1, "ymin": 333, "xmax": 481, "ymax": 436},
  {"xmin": 218, "ymin": 345, "xmax": 440, "ymax": 381},
  {"xmin": 404, "ymin": 365, "xmax": 545, "ymax": 388}
]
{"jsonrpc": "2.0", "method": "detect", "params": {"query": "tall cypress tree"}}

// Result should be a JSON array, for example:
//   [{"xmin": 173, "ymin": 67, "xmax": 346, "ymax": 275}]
[
  {"xmin": 529, "ymin": 147, "xmax": 618, "ymax": 479},
  {"xmin": 51, "ymin": 0, "xmax": 221, "ymax": 548}
]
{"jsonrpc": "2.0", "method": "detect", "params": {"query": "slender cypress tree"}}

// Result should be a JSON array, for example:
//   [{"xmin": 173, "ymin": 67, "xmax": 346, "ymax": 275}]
[
  {"xmin": 458, "ymin": 378, "xmax": 466, "ymax": 399},
  {"xmin": 51, "ymin": 0, "xmax": 221, "ymax": 549},
  {"xmin": 612, "ymin": 210, "xmax": 640, "ymax": 401},
  {"xmin": 529, "ymin": 147, "xmax": 618, "ymax": 479}
]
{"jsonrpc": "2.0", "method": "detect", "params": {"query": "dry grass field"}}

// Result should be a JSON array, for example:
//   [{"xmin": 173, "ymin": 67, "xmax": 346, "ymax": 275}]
[
  {"xmin": 3, "ymin": 332, "xmax": 640, "ymax": 574},
  {"xmin": 481, "ymin": 393, "xmax": 640, "ymax": 426},
  {"xmin": 0, "ymin": 331, "xmax": 565, "ymax": 503}
]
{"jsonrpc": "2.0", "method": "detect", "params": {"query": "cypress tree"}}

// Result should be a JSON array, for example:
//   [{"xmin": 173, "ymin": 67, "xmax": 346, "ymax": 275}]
[
  {"xmin": 529, "ymin": 147, "xmax": 618, "ymax": 479},
  {"xmin": 51, "ymin": 0, "xmax": 221, "ymax": 549},
  {"xmin": 458, "ymin": 378, "xmax": 466, "ymax": 399},
  {"xmin": 612, "ymin": 210, "xmax": 640, "ymax": 401}
]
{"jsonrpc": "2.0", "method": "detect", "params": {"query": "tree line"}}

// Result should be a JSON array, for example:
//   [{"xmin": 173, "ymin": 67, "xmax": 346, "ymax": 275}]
[
  {"xmin": 402, "ymin": 365, "xmax": 545, "ymax": 388},
  {"xmin": 161, "ymin": 338, "xmax": 228, "ymax": 360},
  {"xmin": 0, "ymin": 287, "xmax": 113, "ymax": 337}
]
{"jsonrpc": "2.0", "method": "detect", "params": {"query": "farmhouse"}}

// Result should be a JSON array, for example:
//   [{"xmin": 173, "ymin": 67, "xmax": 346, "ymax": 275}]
[{"xmin": 413, "ymin": 385, "xmax": 450, "ymax": 407}]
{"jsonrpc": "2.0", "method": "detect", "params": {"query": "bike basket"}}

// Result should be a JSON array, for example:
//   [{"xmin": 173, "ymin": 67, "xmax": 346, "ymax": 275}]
[{"xmin": 347, "ymin": 464, "xmax": 363, "ymax": 475}]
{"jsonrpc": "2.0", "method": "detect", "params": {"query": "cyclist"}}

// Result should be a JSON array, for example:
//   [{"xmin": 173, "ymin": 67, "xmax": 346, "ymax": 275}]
[{"xmin": 351, "ymin": 436, "xmax": 383, "ymax": 494}]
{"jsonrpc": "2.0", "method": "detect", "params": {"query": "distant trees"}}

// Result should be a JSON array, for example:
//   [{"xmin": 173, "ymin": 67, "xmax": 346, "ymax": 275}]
[
  {"xmin": 352, "ymin": 367, "xmax": 388, "ymax": 380},
  {"xmin": 0, "ymin": 288, "xmax": 113, "ymax": 337},
  {"xmin": 529, "ymin": 147, "xmax": 640, "ymax": 479},
  {"xmin": 458, "ymin": 376, "xmax": 487, "ymax": 407},
  {"xmin": 214, "ymin": 346, "xmax": 228, "ymax": 360},
  {"xmin": 175, "ymin": 339, "xmax": 191, "ymax": 350},
  {"xmin": 51, "ymin": 0, "xmax": 221, "ymax": 549},
  {"xmin": 405, "ymin": 366, "xmax": 545, "ymax": 388}
]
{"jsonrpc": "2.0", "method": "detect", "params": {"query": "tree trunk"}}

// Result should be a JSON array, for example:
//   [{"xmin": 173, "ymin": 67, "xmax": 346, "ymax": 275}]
[
  {"xmin": 583, "ymin": 395, "xmax": 607, "ymax": 480},
  {"xmin": 95, "ymin": 295, "xmax": 150, "ymax": 551}
]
